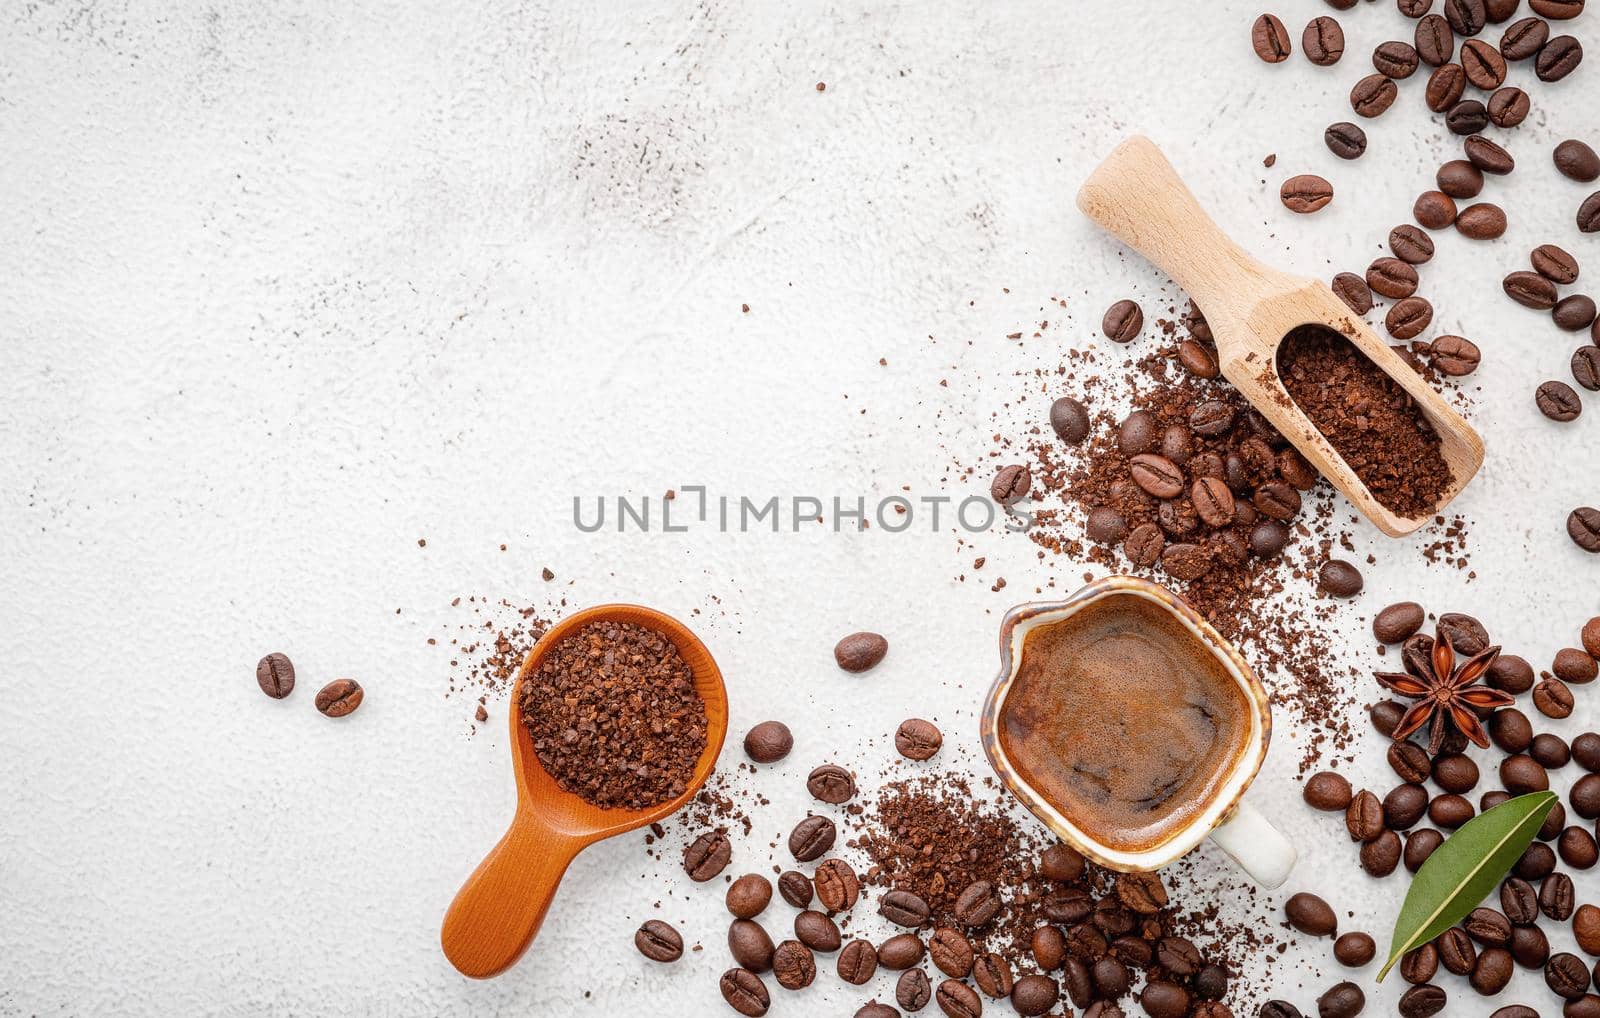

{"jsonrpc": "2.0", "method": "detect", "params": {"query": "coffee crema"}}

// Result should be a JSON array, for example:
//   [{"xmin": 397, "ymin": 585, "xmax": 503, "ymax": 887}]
[{"xmin": 998, "ymin": 593, "xmax": 1251, "ymax": 854}]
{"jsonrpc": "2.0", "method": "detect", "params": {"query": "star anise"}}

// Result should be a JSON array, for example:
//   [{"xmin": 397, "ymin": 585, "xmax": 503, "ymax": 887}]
[{"xmin": 1375, "ymin": 631, "xmax": 1513, "ymax": 755}]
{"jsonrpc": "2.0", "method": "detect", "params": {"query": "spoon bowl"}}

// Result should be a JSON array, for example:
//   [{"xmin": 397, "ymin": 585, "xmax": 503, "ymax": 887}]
[{"xmin": 440, "ymin": 603, "xmax": 727, "ymax": 978}]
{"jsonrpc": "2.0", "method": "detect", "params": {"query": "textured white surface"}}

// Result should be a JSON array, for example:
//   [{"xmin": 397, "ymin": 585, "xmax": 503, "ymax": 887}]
[{"xmin": 3, "ymin": 1, "xmax": 1600, "ymax": 1015}]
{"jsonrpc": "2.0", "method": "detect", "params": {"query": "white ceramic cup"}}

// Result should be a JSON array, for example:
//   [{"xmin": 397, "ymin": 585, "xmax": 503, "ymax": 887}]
[{"xmin": 980, "ymin": 575, "xmax": 1297, "ymax": 888}]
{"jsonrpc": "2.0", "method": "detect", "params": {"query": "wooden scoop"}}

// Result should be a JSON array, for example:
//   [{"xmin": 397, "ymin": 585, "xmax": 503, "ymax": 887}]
[
  {"xmin": 1077, "ymin": 136, "xmax": 1483, "ymax": 537},
  {"xmin": 440, "ymin": 603, "xmax": 727, "ymax": 978}
]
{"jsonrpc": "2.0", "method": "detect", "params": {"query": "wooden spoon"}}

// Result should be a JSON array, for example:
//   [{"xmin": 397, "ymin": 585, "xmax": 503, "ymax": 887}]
[
  {"xmin": 440, "ymin": 603, "xmax": 727, "ymax": 979},
  {"xmin": 1077, "ymin": 135, "xmax": 1483, "ymax": 537}
]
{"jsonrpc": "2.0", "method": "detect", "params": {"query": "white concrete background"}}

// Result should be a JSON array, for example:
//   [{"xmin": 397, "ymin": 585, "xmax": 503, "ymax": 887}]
[{"xmin": 3, "ymin": 1, "xmax": 1599, "ymax": 1015}]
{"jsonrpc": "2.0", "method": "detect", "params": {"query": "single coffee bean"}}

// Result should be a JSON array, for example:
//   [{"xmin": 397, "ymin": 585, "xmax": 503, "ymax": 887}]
[
  {"xmin": 1506, "ymin": 270, "xmax": 1560, "ymax": 309},
  {"xmin": 1502, "ymin": 755, "xmax": 1551, "ymax": 794},
  {"xmin": 1548, "ymin": 951, "xmax": 1592, "ymax": 998},
  {"xmin": 1129, "ymin": 454, "xmax": 1185, "ymax": 499},
  {"xmin": 1456, "ymin": 202, "xmax": 1507, "ymax": 239},
  {"xmin": 1503, "ymin": 876, "xmax": 1540, "ymax": 923},
  {"xmin": 1531, "ymin": 0, "xmax": 1585, "ymax": 16},
  {"xmin": 1118, "ymin": 410, "xmax": 1159, "ymax": 454},
  {"xmin": 1570, "ymin": 508, "xmax": 1600, "ymax": 552},
  {"xmin": 777, "ymin": 871, "xmax": 813, "ymax": 909},
  {"xmin": 789, "ymin": 816, "xmax": 835, "ymax": 862},
  {"xmin": 1537, "ymin": 380, "xmax": 1583, "ymax": 422},
  {"xmin": 1574, "ymin": 774, "xmax": 1600, "ymax": 818},
  {"xmin": 1398, "ymin": 0, "xmax": 1432, "ymax": 15},
  {"xmin": 1567, "ymin": 996, "xmax": 1600, "ymax": 1018},
  {"xmin": 636, "ymin": 919, "xmax": 684, "ymax": 962},
  {"xmin": 878, "ymin": 933, "xmax": 925, "ymax": 971},
  {"xmin": 1417, "ymin": 13, "xmax": 1456, "ymax": 63},
  {"xmin": 1575, "ymin": 905, "xmax": 1600, "ymax": 955},
  {"xmin": 1399, "ymin": 983, "xmax": 1447, "ymax": 1017},
  {"xmin": 1304, "ymin": 16, "xmax": 1346, "ymax": 65},
  {"xmin": 1253, "ymin": 482, "xmax": 1302, "ymax": 522},
  {"xmin": 1426, "ymin": 63, "xmax": 1468, "ymax": 111},
  {"xmin": 895, "ymin": 718, "xmax": 943, "ymax": 760},
  {"xmin": 1582, "ymin": 192, "xmax": 1600, "ymax": 234},
  {"xmin": 1446, "ymin": 99, "xmax": 1490, "ymax": 135},
  {"xmin": 1192, "ymin": 477, "xmax": 1237, "ymax": 528},
  {"xmin": 1124, "ymin": 522, "xmax": 1165, "ymax": 567},
  {"xmin": 1462, "ymin": 37, "xmax": 1507, "ymax": 86},
  {"xmin": 808, "ymin": 764, "xmax": 857, "ymax": 804},
  {"xmin": 1140, "ymin": 981, "xmax": 1190, "ymax": 1018},
  {"xmin": 1253, "ymin": 14, "xmax": 1293, "ymax": 62},
  {"xmin": 1538, "ymin": 35, "xmax": 1584, "ymax": 81},
  {"xmin": 1334, "ymin": 931, "xmax": 1376, "ymax": 967},
  {"xmin": 1490, "ymin": 658, "xmax": 1537, "ymax": 696},
  {"xmin": 1362, "ymin": 829, "xmax": 1403, "ymax": 874},
  {"xmin": 1037, "ymin": 844, "xmax": 1083, "ymax": 885},
  {"xmin": 729, "ymin": 920, "xmax": 777, "ymax": 972},
  {"xmin": 771, "ymin": 939, "xmax": 816, "ymax": 989},
  {"xmin": 1369, "ymin": 257, "xmax": 1420, "ymax": 298},
  {"xmin": 1375, "ymin": 40, "xmax": 1422, "ymax": 77},
  {"xmin": 1374, "ymin": 602, "xmax": 1426, "ymax": 644},
  {"xmin": 1487, "ymin": 86, "xmax": 1530, "ymax": 127},
  {"xmin": 1401, "ymin": 943, "xmax": 1440, "ymax": 984},
  {"xmin": 1472, "ymin": 946, "xmax": 1515, "ymax": 994},
  {"xmin": 1351, "ymin": 73, "xmax": 1399, "ymax": 117},
  {"xmin": 744, "ymin": 721, "xmax": 793, "ymax": 763},
  {"xmin": 1317, "ymin": 981, "xmax": 1365, "ymax": 1018},
  {"xmin": 719, "ymin": 968, "xmax": 770, "ymax": 1017},
  {"xmin": 858, "ymin": 1003, "xmax": 898, "ymax": 1018},
  {"xmin": 256, "ymin": 652, "xmax": 295, "ymax": 699},
  {"xmin": 1050, "ymin": 396, "xmax": 1091, "ymax": 444},
  {"xmin": 1319, "ymin": 560, "xmax": 1363, "ymax": 598},
  {"xmin": 835, "ymin": 631, "xmax": 888, "ymax": 672},
  {"xmin": 1406, "ymin": 829, "xmax": 1445, "ymax": 871},
  {"xmin": 1249, "ymin": 519, "xmax": 1289, "ymax": 559},
  {"xmin": 685, "ymin": 830, "xmax": 734, "ymax": 881},
  {"xmin": 1465, "ymin": 135, "xmax": 1514, "ymax": 174},
  {"xmin": 1429, "ymin": 797, "xmax": 1473, "ymax": 830},
  {"xmin": 1560, "ymin": 826, "xmax": 1599, "ymax": 868},
  {"xmin": 1176, "ymin": 339, "xmax": 1219, "ymax": 379},
  {"xmin": 1389, "ymin": 741, "xmax": 1433, "ymax": 783},
  {"xmin": 924, "ymin": 928, "xmax": 975, "ymax": 979},
  {"xmin": 1286, "ymin": 892, "xmax": 1338, "ymax": 936},
  {"xmin": 1348, "ymin": 789, "xmax": 1385, "ymax": 840},
  {"xmin": 1325, "ymin": 122, "xmax": 1367, "ymax": 161},
  {"xmin": 727, "ymin": 874, "xmax": 773, "ymax": 919},
  {"xmin": 1030, "ymin": 924, "xmax": 1065, "ymax": 971},
  {"xmin": 314, "ymin": 678, "xmax": 363, "ymax": 717},
  {"xmin": 1510, "ymin": 922, "xmax": 1547, "ymax": 969},
  {"xmin": 1011, "ymin": 974, "xmax": 1059, "ymax": 1017},
  {"xmin": 1543, "ymin": 873, "xmax": 1578, "ymax": 921},
  {"xmin": 795, "ymin": 910, "xmax": 842, "ymax": 952},
  {"xmin": 1518, "ymin": 841, "xmax": 1558, "ymax": 879},
  {"xmin": 1386, "ymin": 783, "xmax": 1431, "ymax": 829},
  {"xmin": 1332, "ymin": 272, "xmax": 1374, "ymax": 313},
  {"xmin": 1116, "ymin": 870, "xmax": 1168, "ymax": 914},
  {"xmin": 936, "ymin": 978, "xmax": 981, "ymax": 1018},
  {"xmin": 1490, "ymin": 1008, "xmax": 1540, "ymax": 1018},
  {"xmin": 1556, "ymin": 647, "xmax": 1598, "ymax": 683},
  {"xmin": 1426, "ymin": 335, "xmax": 1480, "ymax": 376},
  {"xmin": 1446, "ymin": 0, "xmax": 1488, "ymax": 33},
  {"xmin": 1434, "ymin": 753, "xmax": 1480, "ymax": 793},
  {"xmin": 897, "ymin": 968, "xmax": 931, "ymax": 1011},
  {"xmin": 1372, "ymin": 700, "xmax": 1405, "ymax": 738},
  {"xmin": 1534, "ymin": 244, "xmax": 1581, "ymax": 284},
  {"xmin": 972, "ymin": 951, "xmax": 1012, "ymax": 995},
  {"xmin": 1503, "ymin": 16, "xmax": 1550, "ymax": 59},
  {"xmin": 1390, "ymin": 225, "xmax": 1436, "ymax": 264},
  {"xmin": 1556, "ymin": 295, "xmax": 1598, "ymax": 333},
  {"xmin": 1437, "ymin": 159, "xmax": 1484, "ymax": 198},
  {"xmin": 814, "ymin": 858, "xmax": 859, "ymax": 912},
  {"xmin": 1306, "ymin": 771, "xmax": 1354, "ymax": 811},
  {"xmin": 1439, "ymin": 927, "xmax": 1478, "ymax": 974},
  {"xmin": 1572, "ymin": 347, "xmax": 1600, "ymax": 391},
  {"xmin": 954, "ymin": 880, "xmax": 999, "ymax": 928},
  {"xmin": 1542, "ymin": 801, "xmax": 1570, "ymax": 840},
  {"xmin": 1102, "ymin": 299, "xmax": 1143, "ymax": 342},
  {"xmin": 1282, "ymin": 174, "xmax": 1335, "ymax": 214},
  {"xmin": 1387, "ymin": 297, "xmax": 1434, "ymax": 339},
  {"xmin": 1575, "ymin": 731, "xmax": 1600, "ymax": 772},
  {"xmin": 991, "ymin": 464, "xmax": 1031, "ymax": 504},
  {"xmin": 1557, "ymin": 140, "xmax": 1600, "ymax": 183},
  {"xmin": 1466, "ymin": 907, "xmax": 1513, "ymax": 946},
  {"xmin": 1415, "ymin": 191, "xmax": 1459, "ymax": 229},
  {"xmin": 880, "ymin": 889, "xmax": 932, "ymax": 928}
]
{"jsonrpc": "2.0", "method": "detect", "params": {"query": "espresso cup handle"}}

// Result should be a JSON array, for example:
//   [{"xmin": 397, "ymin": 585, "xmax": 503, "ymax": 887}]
[{"xmin": 1208, "ymin": 800, "xmax": 1296, "ymax": 888}]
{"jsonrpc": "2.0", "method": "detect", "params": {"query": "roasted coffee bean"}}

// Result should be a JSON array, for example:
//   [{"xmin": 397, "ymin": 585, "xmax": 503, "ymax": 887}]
[
  {"xmin": 1319, "ymin": 559, "xmax": 1363, "ymax": 598},
  {"xmin": 857, "ymin": 1003, "xmax": 898, "ymax": 1018},
  {"xmin": 1041, "ymin": 887, "xmax": 1092, "ymax": 925},
  {"xmin": 879, "ymin": 933, "xmax": 925, "ymax": 971},
  {"xmin": 1456, "ymin": 202, "xmax": 1507, "ymax": 239},
  {"xmin": 256, "ymin": 652, "xmax": 295, "ymax": 699},
  {"xmin": 1446, "ymin": 0, "xmax": 1488, "ymax": 33},
  {"xmin": 814, "ymin": 858, "xmax": 859, "ymax": 912},
  {"xmin": 1549, "ymin": 952, "xmax": 1593, "ymax": 998},
  {"xmin": 954, "ymin": 880, "xmax": 999, "ymax": 928},
  {"xmin": 1373, "ymin": 601, "xmax": 1425, "ymax": 644},
  {"xmin": 314, "ymin": 678, "xmax": 363, "ymax": 717},
  {"xmin": 636, "ymin": 919, "xmax": 684, "ymax": 962},
  {"xmin": 1092, "ymin": 956, "xmax": 1132, "ymax": 997},
  {"xmin": 1462, "ymin": 37, "xmax": 1507, "ymax": 86},
  {"xmin": 1556, "ymin": 296, "xmax": 1599, "ymax": 332},
  {"xmin": 1571, "ymin": 508, "xmax": 1600, "ymax": 553},
  {"xmin": 1466, "ymin": 907, "xmax": 1513, "ymax": 947},
  {"xmin": 1348, "ymin": 789, "xmax": 1385, "ymax": 841},
  {"xmin": 972, "ymin": 951, "xmax": 1012, "ymax": 995},
  {"xmin": 1260, "ymin": 1003, "xmax": 1304, "ymax": 1018},
  {"xmin": 1362, "ymin": 829, "xmax": 1403, "ymax": 875},
  {"xmin": 1406, "ymin": 829, "xmax": 1445, "ymax": 871},
  {"xmin": 991, "ymin": 464, "xmax": 1031, "ymax": 505},
  {"xmin": 1029, "ymin": 925, "xmax": 1065, "ymax": 971},
  {"xmin": 1305, "ymin": 771, "xmax": 1354, "ymax": 811},
  {"xmin": 1417, "ymin": 13, "xmax": 1456, "ymax": 63},
  {"xmin": 1118, "ymin": 410, "xmax": 1159, "ymax": 455},
  {"xmin": 1177, "ymin": 340, "xmax": 1219, "ymax": 379},
  {"xmin": 1567, "ymin": 996, "xmax": 1600, "ymax": 1018},
  {"xmin": 1556, "ymin": 648, "xmax": 1599, "ymax": 684},
  {"xmin": 1574, "ymin": 774, "xmax": 1600, "ymax": 818},
  {"xmin": 1512, "ymin": 924, "xmax": 1549, "ymax": 968},
  {"xmin": 895, "ymin": 719, "xmax": 943, "ymax": 760},
  {"xmin": 1351, "ymin": 73, "xmax": 1399, "ymax": 117},
  {"xmin": 1371, "ymin": 700, "xmax": 1405, "ymax": 738},
  {"xmin": 1253, "ymin": 14, "xmax": 1293, "ymax": 62},
  {"xmin": 1390, "ymin": 225, "xmax": 1436, "ymax": 265},
  {"xmin": 1286, "ymin": 892, "xmax": 1338, "ymax": 936},
  {"xmin": 720, "ymin": 968, "xmax": 770, "ymax": 1017},
  {"xmin": 1438, "ymin": 158, "xmax": 1484, "ymax": 198},
  {"xmin": 1426, "ymin": 335, "xmax": 1480, "ymax": 376},
  {"xmin": 1543, "ymin": 801, "xmax": 1570, "ymax": 840},
  {"xmin": 835, "ymin": 632, "xmax": 888, "ymax": 672},
  {"xmin": 1438, "ymin": 612, "xmax": 1490, "ymax": 654},
  {"xmin": 795, "ymin": 910, "xmax": 842, "ymax": 952},
  {"xmin": 1116, "ymin": 870, "xmax": 1168, "ymax": 914},
  {"xmin": 1192, "ymin": 477, "xmax": 1236, "ymax": 528},
  {"xmin": 808, "ymin": 764, "xmax": 857, "ymax": 804},
  {"xmin": 1434, "ymin": 753, "xmax": 1480, "ymax": 793},
  {"xmin": 1140, "ymin": 981, "xmax": 1190, "ymax": 1018},
  {"xmin": 777, "ymin": 870, "xmax": 813, "ymax": 909},
  {"xmin": 1472, "ymin": 947, "xmax": 1515, "ymax": 994},
  {"xmin": 1534, "ymin": 244, "xmax": 1582, "ymax": 285},
  {"xmin": 924, "ymin": 928, "xmax": 974, "ymax": 979},
  {"xmin": 1539, "ymin": 380, "xmax": 1584, "ymax": 422},
  {"xmin": 1303, "ymin": 16, "xmax": 1346, "ymax": 65},
  {"xmin": 728, "ymin": 874, "xmax": 773, "ymax": 918},
  {"xmin": 1122, "ymin": 522, "xmax": 1165, "ymax": 567},
  {"xmin": 1557, "ymin": 140, "xmax": 1600, "ymax": 184},
  {"xmin": 1399, "ymin": 983, "xmax": 1447, "ymax": 1017},
  {"xmin": 1387, "ymin": 744, "xmax": 1431, "ymax": 786},
  {"xmin": 935, "ymin": 979, "xmax": 981, "ymax": 1018},
  {"xmin": 1506, "ymin": 270, "xmax": 1560, "ymax": 309},
  {"xmin": 1111, "ymin": 935, "xmax": 1153, "ymax": 967},
  {"xmin": 880, "ymin": 890, "xmax": 932, "ymax": 928},
  {"xmin": 1465, "ymin": 135, "xmax": 1514, "ymax": 175},
  {"xmin": 1402, "ymin": 943, "xmax": 1440, "ymax": 984},
  {"xmin": 1447, "ymin": 99, "xmax": 1490, "ymax": 135},
  {"xmin": 1010, "ymin": 974, "xmax": 1058, "ymax": 1017},
  {"xmin": 1543, "ymin": 873, "xmax": 1578, "ymax": 920},
  {"xmin": 1489, "ymin": 1008, "xmax": 1539, "ymax": 1018},
  {"xmin": 1154, "ymin": 936, "xmax": 1202, "ymax": 976},
  {"xmin": 771, "ymin": 939, "xmax": 816, "ymax": 989},
  {"xmin": 789, "ymin": 816, "xmax": 835, "ymax": 862},
  {"xmin": 1583, "ymin": 192, "xmax": 1600, "ymax": 234},
  {"xmin": 1502, "ymin": 877, "xmax": 1540, "ymax": 924},
  {"xmin": 1487, "ymin": 86, "xmax": 1530, "ymax": 127},
  {"xmin": 1325, "ymin": 122, "xmax": 1368, "ymax": 160},
  {"xmin": 1278, "ymin": 448, "xmax": 1318, "ymax": 490},
  {"xmin": 1575, "ymin": 731, "xmax": 1600, "ymax": 771},
  {"xmin": 1386, "ymin": 783, "xmax": 1430, "ymax": 829},
  {"xmin": 1430, "ymin": 794, "xmax": 1475, "ymax": 828},
  {"xmin": 686, "ymin": 830, "xmax": 734, "ymax": 881},
  {"xmin": 1375, "ymin": 40, "xmax": 1423, "ymax": 78},
  {"xmin": 897, "ymin": 968, "xmax": 931, "ymax": 1012},
  {"xmin": 1439, "ymin": 927, "xmax": 1477, "ymax": 974},
  {"xmin": 1332, "ymin": 272, "xmax": 1374, "ymax": 313},
  {"xmin": 1334, "ymin": 931, "xmax": 1376, "ymax": 967},
  {"xmin": 1503, "ymin": 16, "xmax": 1550, "ymax": 59},
  {"xmin": 1426, "ymin": 63, "xmax": 1468, "ymax": 112},
  {"xmin": 1576, "ymin": 904, "xmax": 1600, "ymax": 955},
  {"xmin": 1040, "ymin": 843, "xmax": 1086, "ymax": 883},
  {"xmin": 1317, "ymin": 981, "xmax": 1365, "ymax": 1018},
  {"xmin": 1253, "ymin": 482, "xmax": 1301, "ymax": 521},
  {"xmin": 1129, "ymin": 454, "xmax": 1185, "ymax": 499},
  {"xmin": 1561, "ymin": 826, "xmax": 1599, "ymax": 868},
  {"xmin": 730, "ymin": 920, "xmax": 777, "ymax": 972},
  {"xmin": 1415, "ymin": 191, "xmax": 1459, "ymax": 229},
  {"xmin": 1369, "ymin": 257, "xmax": 1420, "ymax": 299},
  {"xmin": 1538, "ymin": 35, "xmax": 1584, "ymax": 81},
  {"xmin": 1502, "ymin": 755, "xmax": 1550, "ymax": 795},
  {"xmin": 1489, "ymin": 656, "xmax": 1537, "ymax": 696},
  {"xmin": 744, "ymin": 721, "xmax": 793, "ymax": 763},
  {"xmin": 1050, "ymin": 396, "xmax": 1091, "ymax": 444},
  {"xmin": 1102, "ymin": 299, "xmax": 1143, "ymax": 342},
  {"xmin": 1518, "ymin": 841, "xmax": 1559, "ymax": 879},
  {"xmin": 1574, "ymin": 347, "xmax": 1600, "ymax": 391},
  {"xmin": 1249, "ymin": 519, "xmax": 1289, "ymax": 559},
  {"xmin": 1531, "ymin": 0, "xmax": 1586, "ymax": 16},
  {"xmin": 1398, "ymin": 0, "xmax": 1433, "ymax": 14}
]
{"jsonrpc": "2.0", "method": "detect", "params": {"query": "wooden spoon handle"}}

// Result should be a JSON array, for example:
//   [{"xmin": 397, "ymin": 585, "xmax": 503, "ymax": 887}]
[
  {"xmin": 1077, "ymin": 136, "xmax": 1287, "ymax": 319},
  {"xmin": 440, "ymin": 809, "xmax": 586, "ymax": 978}
]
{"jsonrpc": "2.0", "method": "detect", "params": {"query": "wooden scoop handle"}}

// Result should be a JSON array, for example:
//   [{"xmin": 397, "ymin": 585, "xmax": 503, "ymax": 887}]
[
  {"xmin": 1076, "ymin": 136, "xmax": 1296, "ymax": 322},
  {"xmin": 440, "ymin": 808, "xmax": 586, "ymax": 978}
]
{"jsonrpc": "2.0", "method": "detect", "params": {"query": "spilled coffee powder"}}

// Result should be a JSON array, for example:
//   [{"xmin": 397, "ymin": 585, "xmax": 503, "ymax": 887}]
[
  {"xmin": 1276, "ymin": 325, "xmax": 1454, "ymax": 520},
  {"xmin": 520, "ymin": 620, "xmax": 707, "ymax": 810}
]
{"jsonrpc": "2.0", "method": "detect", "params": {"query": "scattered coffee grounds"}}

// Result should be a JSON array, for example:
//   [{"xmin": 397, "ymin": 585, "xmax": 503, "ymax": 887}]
[
  {"xmin": 520, "ymin": 620, "xmax": 707, "ymax": 810},
  {"xmin": 1277, "ymin": 325, "xmax": 1454, "ymax": 520}
]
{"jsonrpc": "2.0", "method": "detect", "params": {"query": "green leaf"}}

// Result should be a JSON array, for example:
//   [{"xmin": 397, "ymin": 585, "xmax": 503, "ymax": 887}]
[{"xmin": 1378, "ymin": 790, "xmax": 1557, "ymax": 980}]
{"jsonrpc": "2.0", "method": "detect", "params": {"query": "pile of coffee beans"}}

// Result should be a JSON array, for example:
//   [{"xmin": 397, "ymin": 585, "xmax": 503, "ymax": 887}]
[
  {"xmin": 254, "ymin": 650, "xmax": 365, "ymax": 718},
  {"xmin": 520, "ymin": 620, "xmax": 707, "ymax": 810},
  {"xmin": 1290, "ymin": 609, "xmax": 1600, "ymax": 1015}
]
